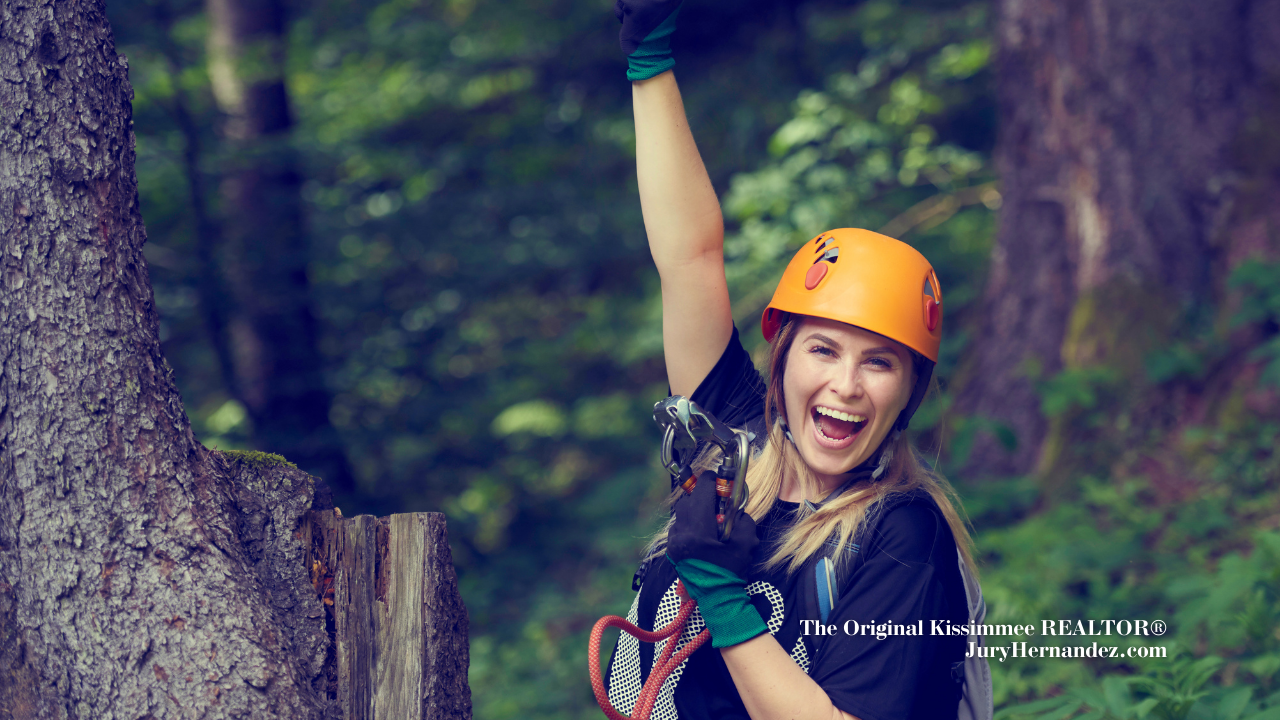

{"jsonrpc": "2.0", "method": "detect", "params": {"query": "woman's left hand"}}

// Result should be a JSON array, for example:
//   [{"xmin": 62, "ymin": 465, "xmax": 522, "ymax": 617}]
[
  {"xmin": 665, "ymin": 470, "xmax": 766, "ymax": 648},
  {"xmin": 666, "ymin": 470, "xmax": 758, "ymax": 578}
]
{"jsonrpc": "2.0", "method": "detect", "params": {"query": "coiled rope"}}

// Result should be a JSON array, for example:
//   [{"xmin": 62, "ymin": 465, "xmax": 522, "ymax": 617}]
[{"xmin": 588, "ymin": 581, "xmax": 709, "ymax": 720}]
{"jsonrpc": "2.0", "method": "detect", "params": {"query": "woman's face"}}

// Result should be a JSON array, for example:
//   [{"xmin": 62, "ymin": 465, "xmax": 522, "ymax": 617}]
[{"xmin": 781, "ymin": 316, "xmax": 915, "ymax": 491}]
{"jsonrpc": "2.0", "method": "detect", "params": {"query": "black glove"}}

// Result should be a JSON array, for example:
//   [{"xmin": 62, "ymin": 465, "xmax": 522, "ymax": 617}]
[
  {"xmin": 666, "ymin": 470, "xmax": 759, "ymax": 579},
  {"xmin": 615, "ymin": 0, "xmax": 683, "ymax": 81},
  {"xmin": 665, "ymin": 470, "xmax": 767, "ymax": 648},
  {"xmin": 615, "ymin": 0, "xmax": 682, "ymax": 55}
]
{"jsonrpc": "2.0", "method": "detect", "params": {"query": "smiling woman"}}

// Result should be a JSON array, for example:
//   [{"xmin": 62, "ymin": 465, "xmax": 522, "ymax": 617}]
[
  {"xmin": 782, "ymin": 319, "xmax": 915, "ymax": 490},
  {"xmin": 599, "ymin": 2, "xmax": 990, "ymax": 718}
]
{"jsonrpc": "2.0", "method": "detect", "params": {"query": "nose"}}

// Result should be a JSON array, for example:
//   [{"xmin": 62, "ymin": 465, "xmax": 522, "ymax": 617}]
[{"xmin": 827, "ymin": 362, "xmax": 864, "ymax": 401}]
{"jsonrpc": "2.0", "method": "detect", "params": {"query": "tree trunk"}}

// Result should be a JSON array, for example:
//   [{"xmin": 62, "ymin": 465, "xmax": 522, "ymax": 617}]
[
  {"xmin": 205, "ymin": 0, "xmax": 355, "ymax": 494},
  {"xmin": 0, "ymin": 1, "xmax": 333, "ymax": 713},
  {"xmin": 956, "ymin": 0, "xmax": 1280, "ymax": 481},
  {"xmin": 0, "ymin": 2, "xmax": 472, "ymax": 716}
]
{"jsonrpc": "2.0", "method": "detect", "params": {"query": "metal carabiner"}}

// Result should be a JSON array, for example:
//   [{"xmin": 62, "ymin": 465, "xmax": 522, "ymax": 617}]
[
  {"xmin": 652, "ymin": 396, "xmax": 752, "ymax": 540},
  {"xmin": 704, "ymin": 430, "xmax": 751, "ymax": 540},
  {"xmin": 654, "ymin": 396, "xmax": 697, "ymax": 478}
]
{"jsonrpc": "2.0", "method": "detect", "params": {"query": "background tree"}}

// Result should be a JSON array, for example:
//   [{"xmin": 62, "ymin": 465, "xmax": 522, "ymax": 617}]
[
  {"xmin": 955, "ymin": 0, "xmax": 1280, "ymax": 483},
  {"xmin": 0, "ymin": 0, "xmax": 330, "ymax": 714},
  {"xmin": 205, "ymin": 0, "xmax": 356, "ymax": 493}
]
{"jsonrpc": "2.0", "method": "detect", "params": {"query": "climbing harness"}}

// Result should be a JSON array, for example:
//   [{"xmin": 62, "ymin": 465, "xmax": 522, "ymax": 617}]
[{"xmin": 588, "ymin": 396, "xmax": 751, "ymax": 720}]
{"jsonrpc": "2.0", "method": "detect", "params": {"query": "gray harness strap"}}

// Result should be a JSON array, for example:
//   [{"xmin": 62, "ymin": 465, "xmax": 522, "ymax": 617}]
[{"xmin": 956, "ymin": 551, "xmax": 993, "ymax": 720}]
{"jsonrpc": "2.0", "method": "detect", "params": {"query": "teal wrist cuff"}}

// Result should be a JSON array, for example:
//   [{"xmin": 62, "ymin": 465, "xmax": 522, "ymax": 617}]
[
  {"xmin": 667, "ymin": 556, "xmax": 769, "ymax": 648},
  {"xmin": 626, "ymin": 4, "xmax": 682, "ymax": 82}
]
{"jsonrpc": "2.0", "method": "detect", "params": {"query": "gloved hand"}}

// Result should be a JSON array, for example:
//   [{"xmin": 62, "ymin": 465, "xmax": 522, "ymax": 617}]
[
  {"xmin": 614, "ymin": 0, "xmax": 683, "ymax": 82},
  {"xmin": 666, "ymin": 470, "xmax": 767, "ymax": 648}
]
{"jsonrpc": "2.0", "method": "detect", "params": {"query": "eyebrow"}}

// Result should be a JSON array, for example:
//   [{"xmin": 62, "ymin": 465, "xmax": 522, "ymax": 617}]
[
  {"xmin": 804, "ymin": 333, "xmax": 902, "ymax": 358},
  {"xmin": 805, "ymin": 333, "xmax": 842, "ymax": 349}
]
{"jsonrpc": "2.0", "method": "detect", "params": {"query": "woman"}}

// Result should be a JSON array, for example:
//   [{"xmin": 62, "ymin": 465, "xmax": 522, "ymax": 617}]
[{"xmin": 604, "ymin": 3, "xmax": 985, "ymax": 720}]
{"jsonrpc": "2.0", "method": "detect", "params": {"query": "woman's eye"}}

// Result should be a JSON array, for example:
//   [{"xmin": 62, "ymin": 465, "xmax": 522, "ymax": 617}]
[
  {"xmin": 867, "ymin": 357, "xmax": 892, "ymax": 369},
  {"xmin": 809, "ymin": 346, "xmax": 835, "ymax": 357}
]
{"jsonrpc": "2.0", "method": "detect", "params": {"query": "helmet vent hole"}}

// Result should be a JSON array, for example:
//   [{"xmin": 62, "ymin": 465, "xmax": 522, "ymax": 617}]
[
  {"xmin": 923, "ymin": 280, "xmax": 935, "ymax": 299},
  {"xmin": 812, "ymin": 247, "xmax": 838, "ymax": 264},
  {"xmin": 815, "ymin": 237, "xmax": 835, "ymax": 253}
]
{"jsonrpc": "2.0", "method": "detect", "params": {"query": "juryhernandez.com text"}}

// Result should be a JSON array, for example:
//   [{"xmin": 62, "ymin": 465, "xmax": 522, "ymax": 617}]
[
  {"xmin": 800, "ymin": 618, "xmax": 1168, "ymax": 640},
  {"xmin": 967, "ymin": 641, "xmax": 1169, "ymax": 662}
]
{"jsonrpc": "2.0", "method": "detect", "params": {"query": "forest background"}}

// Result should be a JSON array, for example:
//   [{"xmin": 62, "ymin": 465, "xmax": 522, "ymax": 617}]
[{"xmin": 102, "ymin": 0, "xmax": 1280, "ymax": 717}]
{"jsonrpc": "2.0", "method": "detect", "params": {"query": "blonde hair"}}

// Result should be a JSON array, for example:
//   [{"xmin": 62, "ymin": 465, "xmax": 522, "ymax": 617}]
[{"xmin": 647, "ymin": 313, "xmax": 977, "ymax": 577}]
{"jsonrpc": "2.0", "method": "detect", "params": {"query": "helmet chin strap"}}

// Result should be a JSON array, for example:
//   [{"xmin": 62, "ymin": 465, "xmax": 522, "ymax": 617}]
[
  {"xmin": 895, "ymin": 355, "xmax": 935, "ymax": 433},
  {"xmin": 871, "ymin": 429, "xmax": 900, "ymax": 480}
]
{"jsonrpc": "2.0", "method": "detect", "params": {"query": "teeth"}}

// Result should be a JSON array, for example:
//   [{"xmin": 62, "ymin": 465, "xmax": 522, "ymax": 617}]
[{"xmin": 815, "ymin": 407, "xmax": 867, "ymax": 423}]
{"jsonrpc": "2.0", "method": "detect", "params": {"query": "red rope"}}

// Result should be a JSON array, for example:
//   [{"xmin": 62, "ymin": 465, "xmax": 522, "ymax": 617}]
[{"xmin": 589, "ymin": 581, "xmax": 710, "ymax": 720}]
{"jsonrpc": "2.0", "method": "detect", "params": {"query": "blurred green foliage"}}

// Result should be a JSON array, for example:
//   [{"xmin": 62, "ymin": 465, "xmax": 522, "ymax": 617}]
[
  {"xmin": 1231, "ymin": 261, "xmax": 1280, "ymax": 388},
  {"xmin": 106, "ymin": 0, "xmax": 1278, "ymax": 717}
]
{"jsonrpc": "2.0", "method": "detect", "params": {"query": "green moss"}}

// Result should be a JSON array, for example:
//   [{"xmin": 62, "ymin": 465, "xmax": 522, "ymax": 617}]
[
  {"xmin": 220, "ymin": 449, "xmax": 297, "ymax": 471},
  {"xmin": 1038, "ymin": 279, "xmax": 1176, "ymax": 495},
  {"xmin": 1061, "ymin": 279, "xmax": 1175, "ymax": 373}
]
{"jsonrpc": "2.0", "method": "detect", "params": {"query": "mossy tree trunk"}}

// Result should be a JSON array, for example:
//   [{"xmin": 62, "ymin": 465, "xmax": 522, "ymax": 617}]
[
  {"xmin": 956, "ymin": 0, "xmax": 1280, "ymax": 484},
  {"xmin": 205, "ymin": 0, "xmax": 355, "ymax": 494},
  {"xmin": 0, "ymin": 1, "xmax": 331, "ymax": 715}
]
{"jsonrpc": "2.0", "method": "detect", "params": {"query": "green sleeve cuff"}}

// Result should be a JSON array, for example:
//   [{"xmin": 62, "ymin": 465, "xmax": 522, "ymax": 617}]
[
  {"xmin": 626, "ymin": 4, "xmax": 682, "ymax": 82},
  {"xmin": 667, "ymin": 556, "xmax": 768, "ymax": 648}
]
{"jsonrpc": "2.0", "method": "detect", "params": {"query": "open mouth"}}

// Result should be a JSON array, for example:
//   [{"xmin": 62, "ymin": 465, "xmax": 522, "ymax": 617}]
[{"xmin": 812, "ymin": 406, "xmax": 867, "ymax": 443}]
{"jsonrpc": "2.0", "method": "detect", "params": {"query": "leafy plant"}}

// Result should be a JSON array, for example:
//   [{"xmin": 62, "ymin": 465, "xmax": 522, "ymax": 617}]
[
  {"xmin": 1230, "ymin": 260, "xmax": 1280, "ymax": 387},
  {"xmin": 998, "ymin": 655, "xmax": 1280, "ymax": 720}
]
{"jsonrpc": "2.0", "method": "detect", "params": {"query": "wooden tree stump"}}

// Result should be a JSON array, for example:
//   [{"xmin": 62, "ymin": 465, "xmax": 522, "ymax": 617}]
[{"xmin": 308, "ymin": 511, "xmax": 472, "ymax": 720}]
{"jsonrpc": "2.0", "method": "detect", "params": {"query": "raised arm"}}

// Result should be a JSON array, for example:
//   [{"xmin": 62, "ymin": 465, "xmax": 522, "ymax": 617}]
[{"xmin": 632, "ymin": 70, "xmax": 732, "ymax": 397}]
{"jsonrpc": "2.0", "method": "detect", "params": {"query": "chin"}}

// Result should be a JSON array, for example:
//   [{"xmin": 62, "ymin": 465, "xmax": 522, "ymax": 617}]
[
  {"xmin": 797, "ymin": 422, "xmax": 894, "ymax": 483},
  {"xmin": 797, "ymin": 439, "xmax": 872, "ymax": 482}
]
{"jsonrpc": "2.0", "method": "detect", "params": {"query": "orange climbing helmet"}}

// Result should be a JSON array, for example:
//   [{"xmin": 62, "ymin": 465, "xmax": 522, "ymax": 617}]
[{"xmin": 761, "ymin": 228, "xmax": 943, "ymax": 430}]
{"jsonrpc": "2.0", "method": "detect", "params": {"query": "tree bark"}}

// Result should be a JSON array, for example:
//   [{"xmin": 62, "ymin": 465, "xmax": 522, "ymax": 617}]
[
  {"xmin": 0, "ymin": 1, "xmax": 331, "ymax": 715},
  {"xmin": 1, "ymin": 8, "xmax": 471, "ymax": 715},
  {"xmin": 205, "ymin": 0, "xmax": 355, "ymax": 494},
  {"xmin": 957, "ymin": 0, "xmax": 1280, "ymax": 480}
]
